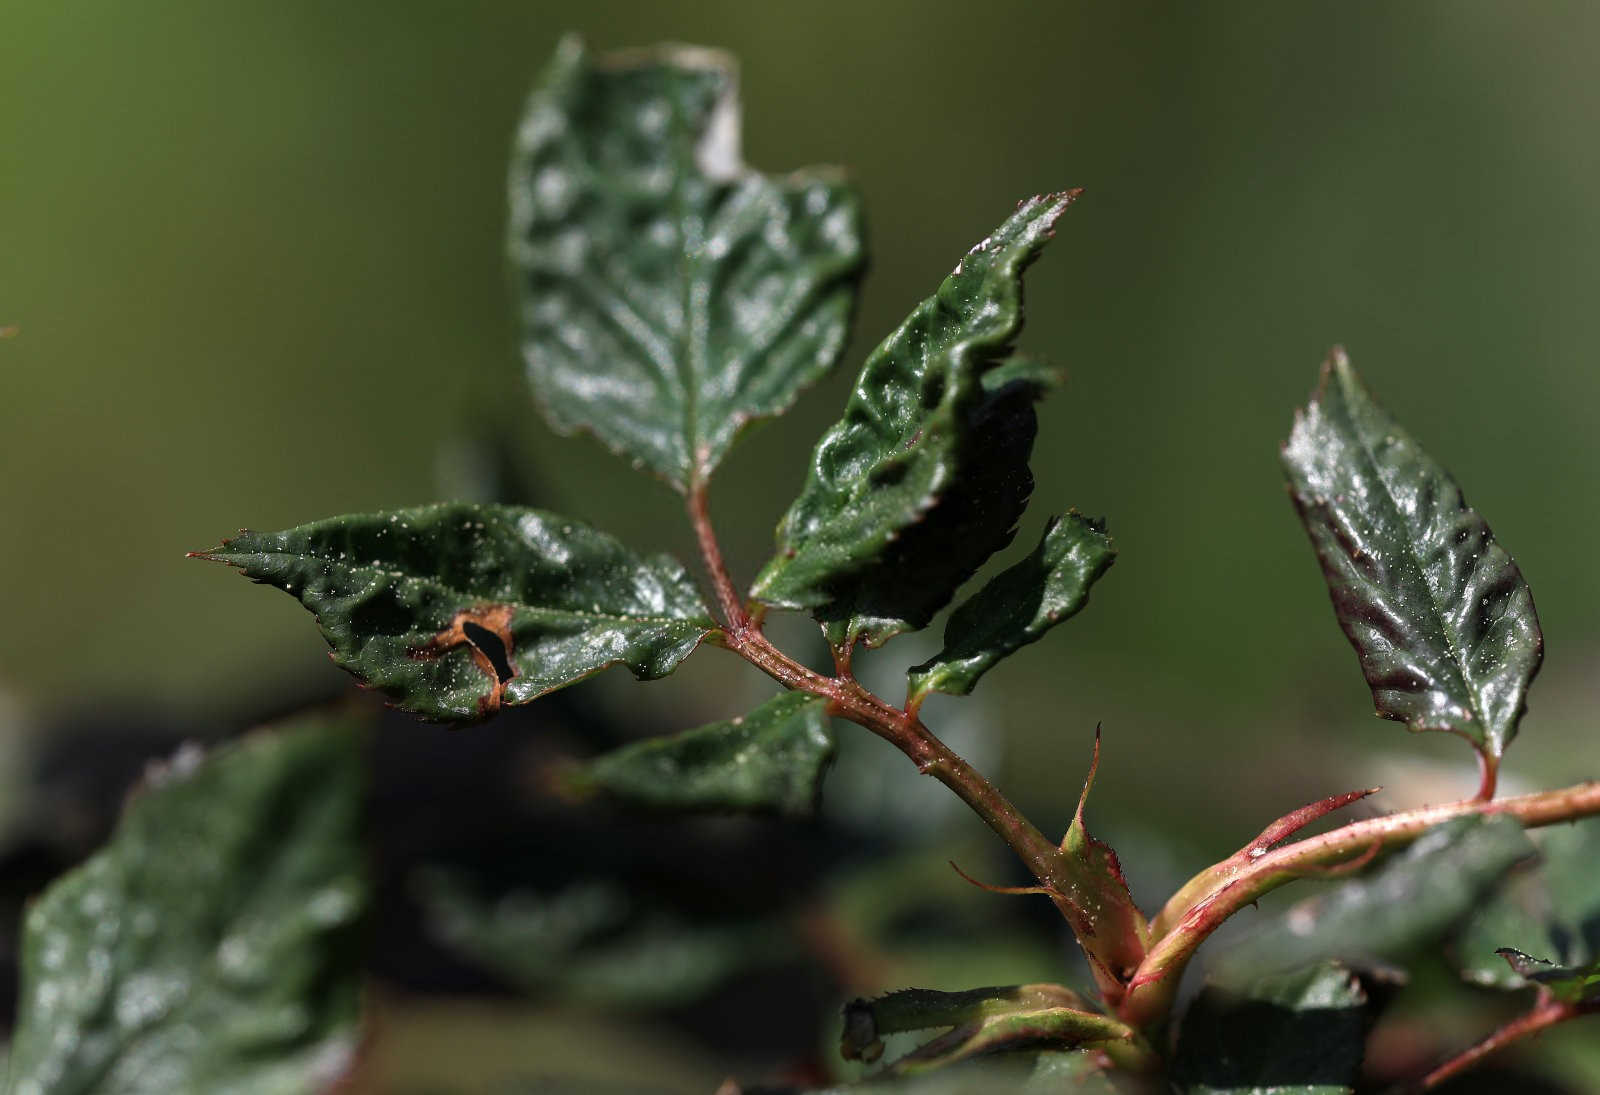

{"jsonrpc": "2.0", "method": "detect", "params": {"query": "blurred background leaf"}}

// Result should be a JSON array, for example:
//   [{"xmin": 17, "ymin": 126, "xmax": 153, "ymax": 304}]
[{"xmin": 7, "ymin": 2, "xmax": 1600, "ymax": 1090}]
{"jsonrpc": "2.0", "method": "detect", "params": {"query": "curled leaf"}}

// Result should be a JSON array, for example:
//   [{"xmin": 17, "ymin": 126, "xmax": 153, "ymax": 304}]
[
  {"xmin": 908, "ymin": 512, "xmax": 1114, "ymax": 700},
  {"xmin": 752, "ymin": 194, "xmax": 1077, "ymax": 649}
]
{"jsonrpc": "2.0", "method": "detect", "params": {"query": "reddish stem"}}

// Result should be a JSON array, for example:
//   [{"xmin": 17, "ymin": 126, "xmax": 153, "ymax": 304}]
[
  {"xmin": 687, "ymin": 481, "xmax": 750, "ymax": 631},
  {"xmin": 1118, "ymin": 780, "xmax": 1600, "ymax": 1028},
  {"xmin": 1419, "ymin": 996, "xmax": 1598, "ymax": 1090},
  {"xmin": 683, "ymin": 482, "xmax": 1134, "ymax": 1002}
]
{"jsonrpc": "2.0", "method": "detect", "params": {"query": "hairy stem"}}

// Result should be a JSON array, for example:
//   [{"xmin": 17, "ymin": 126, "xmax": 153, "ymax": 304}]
[
  {"xmin": 684, "ymin": 486, "xmax": 1130, "ymax": 999},
  {"xmin": 1117, "ymin": 780, "xmax": 1600, "ymax": 1028},
  {"xmin": 1419, "ymin": 995, "xmax": 1598, "ymax": 1091}
]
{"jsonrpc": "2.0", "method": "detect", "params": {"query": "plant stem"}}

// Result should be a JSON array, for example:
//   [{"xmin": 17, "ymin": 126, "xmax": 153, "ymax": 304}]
[
  {"xmin": 1117, "ymin": 780, "xmax": 1600, "ymax": 1028},
  {"xmin": 1418, "ymin": 995, "xmax": 1598, "ymax": 1091},
  {"xmin": 683, "ymin": 486, "xmax": 1130, "ymax": 999},
  {"xmin": 687, "ymin": 479, "xmax": 750, "ymax": 631}
]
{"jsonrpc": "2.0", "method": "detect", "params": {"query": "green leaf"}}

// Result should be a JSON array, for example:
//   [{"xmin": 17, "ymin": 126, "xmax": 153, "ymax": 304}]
[
  {"xmin": 509, "ymin": 37, "xmax": 866, "ymax": 490},
  {"xmin": 752, "ymin": 194, "xmax": 1077, "ymax": 649},
  {"xmin": 567, "ymin": 692, "xmax": 835, "ymax": 816},
  {"xmin": 196, "ymin": 503, "xmax": 715, "ymax": 722},
  {"xmin": 908, "ymin": 512, "xmax": 1114, "ymax": 700},
  {"xmin": 1457, "ymin": 819, "xmax": 1600, "ymax": 998},
  {"xmin": 1281, "ymin": 349, "xmax": 1543, "ymax": 761},
  {"xmin": 415, "ymin": 872, "xmax": 791, "ymax": 1009},
  {"xmin": 1222, "ymin": 815, "xmax": 1534, "ymax": 979},
  {"xmin": 1173, "ymin": 962, "xmax": 1372, "ymax": 1095},
  {"xmin": 8, "ymin": 713, "xmax": 367, "ymax": 1095},
  {"xmin": 840, "ymin": 984, "xmax": 1130, "ymax": 1074}
]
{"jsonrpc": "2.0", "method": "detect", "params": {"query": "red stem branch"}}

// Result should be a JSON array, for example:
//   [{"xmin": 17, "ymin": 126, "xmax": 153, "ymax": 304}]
[
  {"xmin": 1118, "ymin": 780, "xmax": 1600, "ymax": 1027},
  {"xmin": 683, "ymin": 484, "xmax": 1134, "ymax": 1001},
  {"xmin": 1420, "ymin": 995, "xmax": 1598, "ymax": 1090}
]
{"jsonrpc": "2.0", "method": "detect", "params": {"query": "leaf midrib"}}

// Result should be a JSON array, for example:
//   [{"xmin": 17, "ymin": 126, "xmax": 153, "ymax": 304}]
[
  {"xmin": 1338, "ymin": 397, "xmax": 1489, "ymax": 734},
  {"xmin": 235, "ymin": 550, "xmax": 706, "ymax": 631}
]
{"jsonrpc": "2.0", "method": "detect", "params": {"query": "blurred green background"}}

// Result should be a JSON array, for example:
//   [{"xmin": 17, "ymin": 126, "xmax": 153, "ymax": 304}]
[{"xmin": 4, "ymin": 3, "xmax": 1600, "ymax": 1083}]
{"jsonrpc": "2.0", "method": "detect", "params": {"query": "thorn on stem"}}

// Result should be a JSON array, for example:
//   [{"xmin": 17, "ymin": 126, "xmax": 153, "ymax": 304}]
[
  {"xmin": 1247, "ymin": 786, "xmax": 1381, "ymax": 855},
  {"xmin": 947, "ymin": 859, "xmax": 1058, "ymax": 897}
]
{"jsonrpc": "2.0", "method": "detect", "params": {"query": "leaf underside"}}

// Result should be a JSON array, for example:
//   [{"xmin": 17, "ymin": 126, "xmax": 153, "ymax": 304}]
[
  {"xmin": 510, "ymin": 36, "xmax": 866, "ymax": 490},
  {"xmin": 1281, "ymin": 349, "xmax": 1543, "ymax": 759},
  {"xmin": 569, "ymin": 691, "xmax": 836, "ymax": 816},
  {"xmin": 7, "ymin": 714, "xmax": 367, "ymax": 1095},
  {"xmin": 909, "ymin": 511, "xmax": 1114, "ymax": 699},
  {"xmin": 1173, "ymin": 962, "xmax": 1372, "ymax": 1095},
  {"xmin": 199, "ymin": 503, "xmax": 714, "ymax": 722},
  {"xmin": 752, "ymin": 195, "xmax": 1077, "ymax": 649}
]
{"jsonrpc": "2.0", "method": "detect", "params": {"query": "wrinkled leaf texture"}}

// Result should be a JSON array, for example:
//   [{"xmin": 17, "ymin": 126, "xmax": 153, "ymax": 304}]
[
  {"xmin": 753, "ymin": 196, "xmax": 1077, "ymax": 649},
  {"xmin": 1282, "ymin": 349, "xmax": 1543, "ymax": 760},
  {"xmin": 510, "ymin": 36, "xmax": 866, "ymax": 490},
  {"xmin": 198, "ymin": 503, "xmax": 713, "ymax": 721},
  {"xmin": 8, "ymin": 714, "xmax": 367, "ymax": 1095}
]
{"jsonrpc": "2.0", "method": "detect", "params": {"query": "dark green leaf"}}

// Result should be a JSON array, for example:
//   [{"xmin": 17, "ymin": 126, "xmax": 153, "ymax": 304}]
[
  {"xmin": 1457, "ymin": 819, "xmax": 1600, "ymax": 997},
  {"xmin": 840, "ymin": 984, "xmax": 1129, "ymax": 1074},
  {"xmin": 416, "ymin": 872, "xmax": 790, "ymax": 1009},
  {"xmin": 8, "ymin": 714, "xmax": 367, "ymax": 1095},
  {"xmin": 510, "ymin": 37, "xmax": 866, "ymax": 489},
  {"xmin": 196, "ymin": 503, "xmax": 714, "ymax": 722},
  {"xmin": 1173, "ymin": 962, "xmax": 1371, "ymax": 1095},
  {"xmin": 1281, "ymin": 349, "xmax": 1543, "ymax": 760},
  {"xmin": 1223, "ymin": 815, "xmax": 1534, "ymax": 979},
  {"xmin": 568, "ymin": 692, "xmax": 835, "ymax": 816},
  {"xmin": 752, "ymin": 194, "xmax": 1077, "ymax": 649},
  {"xmin": 908, "ymin": 512, "xmax": 1114, "ymax": 700}
]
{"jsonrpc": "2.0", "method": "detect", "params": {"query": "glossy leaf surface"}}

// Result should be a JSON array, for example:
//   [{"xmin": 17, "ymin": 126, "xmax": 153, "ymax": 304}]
[
  {"xmin": 1222, "ymin": 815, "xmax": 1533, "ymax": 979},
  {"xmin": 752, "ymin": 195, "xmax": 1076, "ymax": 648},
  {"xmin": 1457, "ymin": 819, "xmax": 1600, "ymax": 997},
  {"xmin": 1173, "ymin": 962, "xmax": 1371, "ymax": 1095},
  {"xmin": 909, "ymin": 512, "xmax": 1114, "ymax": 699},
  {"xmin": 569, "ymin": 692, "xmax": 834, "ymax": 816},
  {"xmin": 510, "ymin": 37, "xmax": 866, "ymax": 489},
  {"xmin": 840, "ymin": 983, "xmax": 1127, "ymax": 1074},
  {"xmin": 1282, "ymin": 349, "xmax": 1543, "ymax": 759},
  {"xmin": 198, "ymin": 503, "xmax": 714, "ymax": 722},
  {"xmin": 8, "ymin": 714, "xmax": 367, "ymax": 1095}
]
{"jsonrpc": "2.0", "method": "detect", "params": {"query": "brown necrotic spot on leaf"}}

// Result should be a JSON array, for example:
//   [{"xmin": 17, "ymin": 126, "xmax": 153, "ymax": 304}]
[{"xmin": 411, "ymin": 605, "xmax": 517, "ymax": 716}]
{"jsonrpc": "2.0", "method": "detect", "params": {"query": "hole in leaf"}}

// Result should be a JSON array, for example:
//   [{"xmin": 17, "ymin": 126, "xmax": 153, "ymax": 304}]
[{"xmin": 462, "ymin": 621, "xmax": 515, "ymax": 684}]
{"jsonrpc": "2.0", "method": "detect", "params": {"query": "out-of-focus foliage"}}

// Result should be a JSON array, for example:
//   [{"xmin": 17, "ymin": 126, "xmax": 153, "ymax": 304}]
[{"xmin": 7, "ymin": 714, "xmax": 367, "ymax": 1095}]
